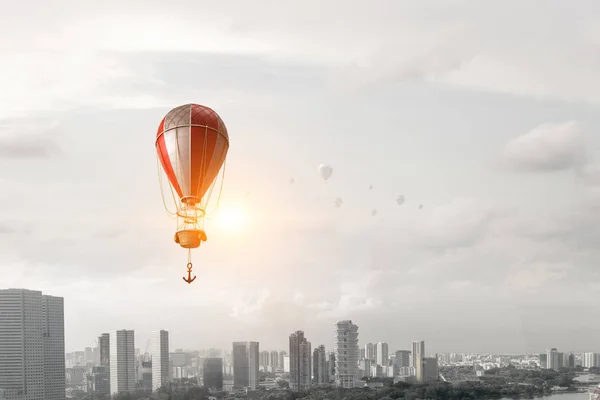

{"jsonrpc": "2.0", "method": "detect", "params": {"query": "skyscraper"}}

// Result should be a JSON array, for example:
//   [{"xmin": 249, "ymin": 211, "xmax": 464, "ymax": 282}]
[
  {"xmin": 232, "ymin": 342, "xmax": 259, "ymax": 390},
  {"xmin": 260, "ymin": 351, "xmax": 270, "ymax": 371},
  {"xmin": 394, "ymin": 350, "xmax": 411, "ymax": 368},
  {"xmin": 289, "ymin": 331, "xmax": 312, "ymax": 391},
  {"xmin": 334, "ymin": 320, "xmax": 359, "ymax": 388},
  {"xmin": 327, "ymin": 352, "xmax": 336, "ymax": 381},
  {"xmin": 423, "ymin": 356, "xmax": 439, "ymax": 382},
  {"xmin": 151, "ymin": 330, "xmax": 169, "ymax": 391},
  {"xmin": 203, "ymin": 358, "xmax": 224, "ymax": 391},
  {"xmin": 0, "ymin": 288, "xmax": 65, "ymax": 400},
  {"xmin": 269, "ymin": 350, "xmax": 279, "ymax": 372},
  {"xmin": 99, "ymin": 333, "xmax": 110, "ymax": 369},
  {"xmin": 109, "ymin": 330, "xmax": 136, "ymax": 395},
  {"xmin": 365, "ymin": 343, "xmax": 375, "ymax": 361},
  {"xmin": 375, "ymin": 342, "xmax": 388, "ymax": 367},
  {"xmin": 412, "ymin": 341, "xmax": 425, "ymax": 382},
  {"xmin": 546, "ymin": 348, "xmax": 560, "ymax": 371},
  {"xmin": 313, "ymin": 345, "xmax": 327, "ymax": 386}
]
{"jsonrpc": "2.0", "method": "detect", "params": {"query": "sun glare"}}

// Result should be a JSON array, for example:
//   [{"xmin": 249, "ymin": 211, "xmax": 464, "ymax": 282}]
[{"xmin": 214, "ymin": 206, "xmax": 249, "ymax": 234}]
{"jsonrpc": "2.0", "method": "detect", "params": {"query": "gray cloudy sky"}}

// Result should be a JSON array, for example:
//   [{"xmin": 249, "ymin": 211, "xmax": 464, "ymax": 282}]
[{"xmin": 2, "ymin": 0, "xmax": 600, "ymax": 355}]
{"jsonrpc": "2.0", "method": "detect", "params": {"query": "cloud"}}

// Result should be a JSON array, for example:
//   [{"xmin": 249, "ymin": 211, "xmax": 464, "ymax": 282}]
[
  {"xmin": 0, "ymin": 134, "xmax": 60, "ymax": 159},
  {"xmin": 500, "ymin": 121, "xmax": 586, "ymax": 172}
]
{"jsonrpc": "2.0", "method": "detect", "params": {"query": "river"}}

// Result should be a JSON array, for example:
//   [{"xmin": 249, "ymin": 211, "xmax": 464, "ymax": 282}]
[{"xmin": 499, "ymin": 374, "xmax": 599, "ymax": 400}]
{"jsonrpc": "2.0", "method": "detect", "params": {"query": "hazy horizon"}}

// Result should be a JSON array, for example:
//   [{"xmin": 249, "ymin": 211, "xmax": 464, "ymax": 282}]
[{"xmin": 2, "ymin": 0, "xmax": 600, "ymax": 355}]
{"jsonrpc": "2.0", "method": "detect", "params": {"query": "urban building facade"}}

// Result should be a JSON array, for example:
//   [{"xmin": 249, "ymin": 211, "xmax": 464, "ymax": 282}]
[
  {"xmin": 151, "ymin": 330, "xmax": 170, "ymax": 391},
  {"xmin": 109, "ymin": 330, "xmax": 136, "ymax": 395},
  {"xmin": 394, "ymin": 350, "xmax": 411, "ymax": 368},
  {"xmin": 203, "ymin": 358, "xmax": 224, "ymax": 391},
  {"xmin": 289, "ymin": 331, "xmax": 312, "ymax": 391},
  {"xmin": 0, "ymin": 288, "xmax": 65, "ymax": 400},
  {"xmin": 334, "ymin": 320, "xmax": 359, "ymax": 388},
  {"xmin": 232, "ymin": 341, "xmax": 259, "ymax": 390},
  {"xmin": 412, "ymin": 341, "xmax": 425, "ymax": 382},
  {"xmin": 376, "ymin": 342, "xmax": 389, "ymax": 367},
  {"xmin": 313, "ymin": 345, "xmax": 327, "ymax": 386}
]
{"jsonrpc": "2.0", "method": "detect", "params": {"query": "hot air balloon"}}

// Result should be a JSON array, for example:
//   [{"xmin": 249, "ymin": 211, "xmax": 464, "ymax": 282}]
[
  {"xmin": 319, "ymin": 164, "xmax": 333, "ymax": 181},
  {"xmin": 334, "ymin": 197, "xmax": 343, "ymax": 208},
  {"xmin": 371, "ymin": 209, "xmax": 377, "ymax": 217},
  {"xmin": 419, "ymin": 204, "xmax": 423, "ymax": 209},
  {"xmin": 156, "ymin": 104, "xmax": 229, "ymax": 282},
  {"xmin": 396, "ymin": 195, "xmax": 405, "ymax": 205}
]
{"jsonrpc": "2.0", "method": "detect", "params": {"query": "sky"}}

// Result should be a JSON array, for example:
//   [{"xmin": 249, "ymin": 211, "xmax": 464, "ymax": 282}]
[{"xmin": 1, "ymin": 0, "xmax": 600, "ymax": 355}]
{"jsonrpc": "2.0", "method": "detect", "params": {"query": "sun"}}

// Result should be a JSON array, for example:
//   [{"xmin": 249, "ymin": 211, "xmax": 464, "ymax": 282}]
[{"xmin": 214, "ymin": 206, "xmax": 249, "ymax": 234}]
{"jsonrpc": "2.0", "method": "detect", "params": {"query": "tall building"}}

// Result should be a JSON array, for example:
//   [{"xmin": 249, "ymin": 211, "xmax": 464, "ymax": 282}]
[
  {"xmin": 313, "ymin": 345, "xmax": 327, "ymax": 386},
  {"xmin": 88, "ymin": 366, "xmax": 109, "ymax": 396},
  {"xmin": 412, "ymin": 341, "xmax": 425, "ymax": 382},
  {"xmin": 423, "ymin": 357, "xmax": 439, "ymax": 382},
  {"xmin": 109, "ymin": 330, "xmax": 136, "ymax": 395},
  {"xmin": 327, "ymin": 352, "xmax": 336, "ymax": 381},
  {"xmin": 395, "ymin": 350, "xmax": 411, "ymax": 368},
  {"xmin": 278, "ymin": 351, "xmax": 286, "ymax": 370},
  {"xmin": 546, "ymin": 348, "xmax": 559, "ymax": 371},
  {"xmin": 289, "ymin": 331, "xmax": 312, "ymax": 391},
  {"xmin": 365, "ymin": 343, "xmax": 375, "ymax": 361},
  {"xmin": 583, "ymin": 353, "xmax": 599, "ymax": 368},
  {"xmin": 139, "ymin": 361, "xmax": 152, "ymax": 390},
  {"xmin": 376, "ymin": 342, "xmax": 389, "ymax": 366},
  {"xmin": 334, "ymin": 320, "xmax": 359, "ymax": 388},
  {"xmin": 0, "ymin": 288, "xmax": 65, "ymax": 400},
  {"xmin": 203, "ymin": 358, "xmax": 224, "ymax": 391},
  {"xmin": 151, "ymin": 330, "xmax": 169, "ymax": 391},
  {"xmin": 260, "ymin": 351, "xmax": 270, "ymax": 371},
  {"xmin": 232, "ymin": 342, "xmax": 259, "ymax": 390},
  {"xmin": 99, "ymin": 334, "xmax": 110, "ymax": 368},
  {"xmin": 270, "ymin": 350, "xmax": 279, "ymax": 372}
]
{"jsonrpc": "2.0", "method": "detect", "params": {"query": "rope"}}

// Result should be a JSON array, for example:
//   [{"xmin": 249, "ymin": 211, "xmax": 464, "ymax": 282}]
[
  {"xmin": 204, "ymin": 160, "xmax": 226, "ymax": 219},
  {"xmin": 156, "ymin": 155, "xmax": 178, "ymax": 218}
]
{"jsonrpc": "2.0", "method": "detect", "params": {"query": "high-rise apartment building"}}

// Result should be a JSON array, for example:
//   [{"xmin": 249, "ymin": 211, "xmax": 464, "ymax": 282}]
[
  {"xmin": 334, "ymin": 320, "xmax": 359, "ymax": 388},
  {"xmin": 259, "ymin": 351, "xmax": 270, "ymax": 370},
  {"xmin": 327, "ymin": 352, "xmax": 336, "ymax": 381},
  {"xmin": 289, "ymin": 331, "xmax": 312, "ymax": 391},
  {"xmin": 109, "ymin": 330, "xmax": 136, "ymax": 395},
  {"xmin": 313, "ymin": 345, "xmax": 327, "ymax": 386},
  {"xmin": 412, "ymin": 341, "xmax": 425, "ymax": 382},
  {"xmin": 270, "ymin": 350, "xmax": 279, "ymax": 372},
  {"xmin": 232, "ymin": 342, "xmax": 259, "ymax": 390},
  {"xmin": 0, "ymin": 288, "xmax": 65, "ymax": 400},
  {"xmin": 376, "ymin": 342, "xmax": 389, "ymax": 366},
  {"xmin": 394, "ymin": 350, "xmax": 411, "ymax": 368},
  {"xmin": 151, "ymin": 330, "xmax": 169, "ymax": 391},
  {"xmin": 365, "ymin": 343, "xmax": 375, "ymax": 361}
]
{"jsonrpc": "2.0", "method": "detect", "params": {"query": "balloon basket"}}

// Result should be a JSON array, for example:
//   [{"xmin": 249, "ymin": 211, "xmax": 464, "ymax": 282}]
[{"xmin": 174, "ymin": 229, "xmax": 207, "ymax": 249}]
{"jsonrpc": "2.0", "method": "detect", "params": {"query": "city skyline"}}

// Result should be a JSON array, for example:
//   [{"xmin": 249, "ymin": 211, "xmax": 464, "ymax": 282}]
[{"xmin": 2, "ymin": 0, "xmax": 600, "ymax": 355}]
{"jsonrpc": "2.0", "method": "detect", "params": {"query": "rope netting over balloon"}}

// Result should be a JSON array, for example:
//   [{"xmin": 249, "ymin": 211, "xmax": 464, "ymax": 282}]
[{"xmin": 156, "ymin": 125, "xmax": 227, "ymax": 233}]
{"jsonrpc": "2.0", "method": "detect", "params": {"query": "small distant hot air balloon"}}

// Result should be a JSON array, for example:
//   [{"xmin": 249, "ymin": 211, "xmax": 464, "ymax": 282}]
[
  {"xmin": 369, "ymin": 184, "xmax": 373, "ymax": 190},
  {"xmin": 290, "ymin": 178, "xmax": 295, "ymax": 184},
  {"xmin": 396, "ymin": 195, "xmax": 405, "ymax": 205},
  {"xmin": 156, "ymin": 103, "xmax": 229, "ymax": 282},
  {"xmin": 419, "ymin": 204, "xmax": 423, "ymax": 209},
  {"xmin": 319, "ymin": 164, "xmax": 333, "ymax": 181},
  {"xmin": 371, "ymin": 209, "xmax": 377, "ymax": 217},
  {"xmin": 334, "ymin": 197, "xmax": 343, "ymax": 208}
]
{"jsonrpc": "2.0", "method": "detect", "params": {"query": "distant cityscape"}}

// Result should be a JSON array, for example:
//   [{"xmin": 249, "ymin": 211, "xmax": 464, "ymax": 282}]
[{"xmin": 2, "ymin": 288, "xmax": 600, "ymax": 399}]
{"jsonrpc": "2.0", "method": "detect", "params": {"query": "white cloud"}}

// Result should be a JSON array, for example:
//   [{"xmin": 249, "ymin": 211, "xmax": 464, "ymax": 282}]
[{"xmin": 501, "ymin": 121, "xmax": 586, "ymax": 172}]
